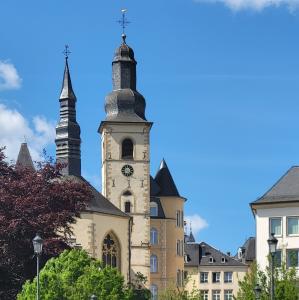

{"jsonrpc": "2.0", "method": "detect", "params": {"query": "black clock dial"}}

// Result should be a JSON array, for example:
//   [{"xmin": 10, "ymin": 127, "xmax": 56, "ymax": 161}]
[{"xmin": 121, "ymin": 165, "xmax": 134, "ymax": 177}]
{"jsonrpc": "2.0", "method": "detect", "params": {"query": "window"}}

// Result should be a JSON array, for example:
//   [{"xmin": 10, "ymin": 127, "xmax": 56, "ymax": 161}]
[
  {"xmin": 224, "ymin": 272, "xmax": 233, "ymax": 283},
  {"xmin": 124, "ymin": 201, "xmax": 131, "ymax": 213},
  {"xmin": 150, "ymin": 255, "xmax": 158, "ymax": 273},
  {"xmin": 176, "ymin": 211, "xmax": 180, "ymax": 227},
  {"xmin": 221, "ymin": 257, "xmax": 227, "ymax": 263},
  {"xmin": 224, "ymin": 290, "xmax": 233, "ymax": 300},
  {"xmin": 150, "ymin": 284, "xmax": 158, "ymax": 300},
  {"xmin": 150, "ymin": 202, "xmax": 158, "ymax": 217},
  {"xmin": 122, "ymin": 138, "xmax": 133, "ymax": 159},
  {"xmin": 270, "ymin": 218, "xmax": 282, "ymax": 236},
  {"xmin": 287, "ymin": 217, "xmax": 299, "ymax": 235},
  {"xmin": 150, "ymin": 228, "xmax": 158, "ymax": 245},
  {"xmin": 212, "ymin": 272, "xmax": 221, "ymax": 283},
  {"xmin": 209, "ymin": 257, "xmax": 215, "ymax": 263},
  {"xmin": 181, "ymin": 211, "xmax": 184, "ymax": 228},
  {"xmin": 287, "ymin": 249, "xmax": 299, "ymax": 268},
  {"xmin": 200, "ymin": 272, "xmax": 209, "ymax": 283},
  {"xmin": 212, "ymin": 290, "xmax": 221, "ymax": 300},
  {"xmin": 200, "ymin": 290, "xmax": 209, "ymax": 300},
  {"xmin": 102, "ymin": 233, "xmax": 120, "ymax": 270},
  {"xmin": 177, "ymin": 269, "xmax": 181, "ymax": 286},
  {"xmin": 273, "ymin": 250, "xmax": 282, "ymax": 267},
  {"xmin": 177, "ymin": 240, "xmax": 180, "ymax": 256}
]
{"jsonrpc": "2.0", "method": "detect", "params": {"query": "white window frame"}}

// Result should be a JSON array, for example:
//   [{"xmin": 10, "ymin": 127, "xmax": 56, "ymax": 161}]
[
  {"xmin": 287, "ymin": 216, "xmax": 299, "ymax": 236},
  {"xmin": 224, "ymin": 290, "xmax": 233, "ymax": 300},
  {"xmin": 269, "ymin": 217, "xmax": 282, "ymax": 237},
  {"xmin": 200, "ymin": 272, "xmax": 209, "ymax": 283},
  {"xmin": 212, "ymin": 272, "xmax": 221, "ymax": 283},
  {"xmin": 224, "ymin": 272, "xmax": 233, "ymax": 283},
  {"xmin": 150, "ymin": 284, "xmax": 158, "ymax": 300},
  {"xmin": 200, "ymin": 290, "xmax": 209, "ymax": 300},
  {"xmin": 212, "ymin": 290, "xmax": 221, "ymax": 300}
]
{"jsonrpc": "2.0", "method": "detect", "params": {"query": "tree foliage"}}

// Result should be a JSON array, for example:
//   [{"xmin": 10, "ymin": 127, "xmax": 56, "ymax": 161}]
[
  {"xmin": 17, "ymin": 249, "xmax": 149, "ymax": 300},
  {"xmin": 0, "ymin": 147, "xmax": 92, "ymax": 299},
  {"xmin": 235, "ymin": 260, "xmax": 299, "ymax": 300}
]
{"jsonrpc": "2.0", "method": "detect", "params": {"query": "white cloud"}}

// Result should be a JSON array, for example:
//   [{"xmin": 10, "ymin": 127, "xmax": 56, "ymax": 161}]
[
  {"xmin": 0, "ymin": 103, "xmax": 55, "ymax": 162},
  {"xmin": 185, "ymin": 214, "xmax": 209, "ymax": 235},
  {"xmin": 0, "ymin": 61, "xmax": 22, "ymax": 90},
  {"xmin": 195, "ymin": 0, "xmax": 299, "ymax": 11}
]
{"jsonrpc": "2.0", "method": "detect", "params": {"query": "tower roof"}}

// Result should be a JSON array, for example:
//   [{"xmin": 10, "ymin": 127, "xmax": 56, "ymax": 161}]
[
  {"xmin": 59, "ymin": 58, "xmax": 76, "ymax": 101},
  {"xmin": 16, "ymin": 143, "xmax": 34, "ymax": 170},
  {"xmin": 103, "ymin": 36, "xmax": 147, "ymax": 123},
  {"xmin": 154, "ymin": 159, "xmax": 180, "ymax": 197}
]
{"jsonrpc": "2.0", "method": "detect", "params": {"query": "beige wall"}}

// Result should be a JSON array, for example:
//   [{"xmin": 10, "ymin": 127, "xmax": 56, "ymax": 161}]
[
  {"xmin": 150, "ymin": 196, "xmax": 185, "ymax": 293},
  {"xmin": 101, "ymin": 123, "xmax": 152, "ymax": 283},
  {"xmin": 72, "ymin": 212, "xmax": 131, "ymax": 282},
  {"xmin": 185, "ymin": 265, "xmax": 248, "ymax": 298}
]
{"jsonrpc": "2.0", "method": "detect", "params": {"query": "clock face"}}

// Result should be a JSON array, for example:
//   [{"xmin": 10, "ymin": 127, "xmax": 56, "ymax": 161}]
[{"xmin": 121, "ymin": 165, "xmax": 134, "ymax": 177}]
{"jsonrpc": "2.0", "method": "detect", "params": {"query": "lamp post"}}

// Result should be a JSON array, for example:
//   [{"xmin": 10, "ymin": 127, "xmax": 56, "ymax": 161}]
[
  {"xmin": 254, "ymin": 283, "xmax": 262, "ymax": 300},
  {"xmin": 90, "ymin": 295, "xmax": 97, "ymax": 300},
  {"xmin": 32, "ymin": 233, "xmax": 43, "ymax": 300},
  {"xmin": 267, "ymin": 233, "xmax": 278, "ymax": 300}
]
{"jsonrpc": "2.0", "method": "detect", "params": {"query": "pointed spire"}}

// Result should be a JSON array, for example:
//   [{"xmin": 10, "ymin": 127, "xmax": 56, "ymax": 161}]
[
  {"xmin": 55, "ymin": 46, "xmax": 81, "ymax": 177},
  {"xmin": 189, "ymin": 222, "xmax": 195, "ymax": 243},
  {"xmin": 154, "ymin": 159, "xmax": 180, "ymax": 197},
  {"xmin": 60, "ymin": 56, "xmax": 76, "ymax": 101},
  {"xmin": 16, "ymin": 143, "xmax": 34, "ymax": 170}
]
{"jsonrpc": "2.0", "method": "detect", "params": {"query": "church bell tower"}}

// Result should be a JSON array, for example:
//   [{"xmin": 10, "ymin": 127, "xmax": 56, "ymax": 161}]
[{"xmin": 98, "ymin": 33, "xmax": 152, "ymax": 281}]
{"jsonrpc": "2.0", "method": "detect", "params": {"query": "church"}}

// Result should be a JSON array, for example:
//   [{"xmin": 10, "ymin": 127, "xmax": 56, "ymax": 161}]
[{"xmin": 21, "ymin": 31, "xmax": 186, "ymax": 298}]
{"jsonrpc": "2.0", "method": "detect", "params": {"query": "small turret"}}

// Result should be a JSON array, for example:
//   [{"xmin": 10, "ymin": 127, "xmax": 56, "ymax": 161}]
[{"xmin": 16, "ymin": 142, "xmax": 34, "ymax": 170}]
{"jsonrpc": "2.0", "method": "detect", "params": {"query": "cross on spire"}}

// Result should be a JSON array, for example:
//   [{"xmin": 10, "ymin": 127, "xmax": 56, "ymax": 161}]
[
  {"xmin": 63, "ymin": 45, "xmax": 71, "ymax": 59},
  {"xmin": 117, "ymin": 9, "xmax": 130, "ymax": 36}
]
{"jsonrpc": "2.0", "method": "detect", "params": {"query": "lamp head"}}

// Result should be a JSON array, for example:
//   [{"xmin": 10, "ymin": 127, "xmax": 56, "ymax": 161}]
[
  {"xmin": 32, "ymin": 232, "xmax": 43, "ymax": 255},
  {"xmin": 267, "ymin": 233, "xmax": 278, "ymax": 254}
]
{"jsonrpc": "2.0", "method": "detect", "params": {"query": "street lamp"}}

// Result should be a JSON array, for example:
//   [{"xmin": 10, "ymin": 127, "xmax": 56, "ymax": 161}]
[
  {"xmin": 90, "ymin": 295, "xmax": 98, "ymax": 300},
  {"xmin": 254, "ymin": 283, "xmax": 262, "ymax": 300},
  {"xmin": 267, "ymin": 233, "xmax": 278, "ymax": 300},
  {"xmin": 32, "ymin": 233, "xmax": 43, "ymax": 300}
]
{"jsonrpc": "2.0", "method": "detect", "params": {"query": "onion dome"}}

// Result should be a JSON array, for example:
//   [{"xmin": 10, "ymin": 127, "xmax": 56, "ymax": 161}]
[{"xmin": 104, "ymin": 34, "xmax": 147, "ymax": 122}]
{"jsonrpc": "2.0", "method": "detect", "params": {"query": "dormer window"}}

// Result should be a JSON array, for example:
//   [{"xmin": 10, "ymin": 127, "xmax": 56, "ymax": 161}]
[
  {"xmin": 150, "ymin": 202, "xmax": 158, "ymax": 217},
  {"xmin": 122, "ymin": 139, "xmax": 133, "ymax": 159},
  {"xmin": 221, "ymin": 257, "xmax": 227, "ymax": 263},
  {"xmin": 209, "ymin": 257, "xmax": 214, "ymax": 263}
]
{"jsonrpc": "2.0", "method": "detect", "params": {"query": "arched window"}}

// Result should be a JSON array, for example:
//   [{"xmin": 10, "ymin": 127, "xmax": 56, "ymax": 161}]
[
  {"xmin": 150, "ymin": 255, "xmax": 158, "ymax": 273},
  {"xmin": 150, "ymin": 228, "xmax": 158, "ymax": 245},
  {"xmin": 150, "ymin": 202, "xmax": 158, "ymax": 217},
  {"xmin": 102, "ymin": 233, "xmax": 120, "ymax": 270},
  {"xmin": 125, "ymin": 201, "xmax": 131, "ymax": 213},
  {"xmin": 122, "ymin": 138, "xmax": 133, "ymax": 159},
  {"xmin": 150, "ymin": 284, "xmax": 158, "ymax": 300}
]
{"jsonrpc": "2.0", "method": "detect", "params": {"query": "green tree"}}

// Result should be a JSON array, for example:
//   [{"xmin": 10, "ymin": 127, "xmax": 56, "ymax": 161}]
[
  {"xmin": 17, "ymin": 249, "xmax": 134, "ymax": 300},
  {"xmin": 235, "ymin": 261, "xmax": 299, "ymax": 300}
]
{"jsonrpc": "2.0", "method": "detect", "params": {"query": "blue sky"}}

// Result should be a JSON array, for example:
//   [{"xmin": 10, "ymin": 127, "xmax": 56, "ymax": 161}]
[{"xmin": 1, "ymin": 0, "xmax": 299, "ymax": 253}]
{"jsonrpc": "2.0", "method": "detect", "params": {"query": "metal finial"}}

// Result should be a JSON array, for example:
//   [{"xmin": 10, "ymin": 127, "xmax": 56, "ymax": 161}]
[
  {"xmin": 117, "ymin": 9, "xmax": 130, "ymax": 39},
  {"xmin": 63, "ymin": 45, "xmax": 71, "ymax": 59},
  {"xmin": 190, "ymin": 221, "xmax": 192, "ymax": 233}
]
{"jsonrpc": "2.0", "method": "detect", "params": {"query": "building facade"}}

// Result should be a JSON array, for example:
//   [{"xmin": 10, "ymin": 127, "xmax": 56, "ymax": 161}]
[
  {"xmin": 42, "ymin": 33, "xmax": 186, "ymax": 297},
  {"xmin": 251, "ymin": 166, "xmax": 299, "ymax": 273},
  {"xmin": 185, "ymin": 237, "xmax": 248, "ymax": 299}
]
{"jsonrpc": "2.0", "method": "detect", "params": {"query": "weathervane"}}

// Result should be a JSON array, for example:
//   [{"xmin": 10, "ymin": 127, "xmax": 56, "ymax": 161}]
[
  {"xmin": 117, "ymin": 9, "xmax": 130, "ymax": 38},
  {"xmin": 63, "ymin": 45, "xmax": 71, "ymax": 59}
]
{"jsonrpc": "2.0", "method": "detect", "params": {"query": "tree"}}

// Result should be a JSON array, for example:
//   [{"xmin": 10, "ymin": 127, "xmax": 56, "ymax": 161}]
[
  {"xmin": 0, "ymin": 147, "xmax": 92, "ymax": 299},
  {"xmin": 235, "ymin": 261, "xmax": 299, "ymax": 300},
  {"xmin": 17, "ymin": 249, "xmax": 138, "ymax": 300}
]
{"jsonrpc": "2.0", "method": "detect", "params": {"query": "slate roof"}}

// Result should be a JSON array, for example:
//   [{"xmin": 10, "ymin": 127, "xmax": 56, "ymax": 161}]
[
  {"xmin": 60, "ymin": 57, "xmax": 76, "ymax": 100},
  {"xmin": 154, "ymin": 159, "xmax": 180, "ymax": 197},
  {"xmin": 185, "ymin": 242, "xmax": 247, "ymax": 267},
  {"xmin": 251, "ymin": 166, "xmax": 299, "ymax": 205},
  {"xmin": 66, "ymin": 175, "xmax": 129, "ymax": 218},
  {"xmin": 16, "ymin": 143, "xmax": 34, "ymax": 170},
  {"xmin": 235, "ymin": 237, "xmax": 256, "ymax": 263}
]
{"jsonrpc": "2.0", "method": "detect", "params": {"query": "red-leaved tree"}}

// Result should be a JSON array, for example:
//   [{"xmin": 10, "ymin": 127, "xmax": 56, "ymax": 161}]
[{"xmin": 0, "ymin": 147, "xmax": 92, "ymax": 300}]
